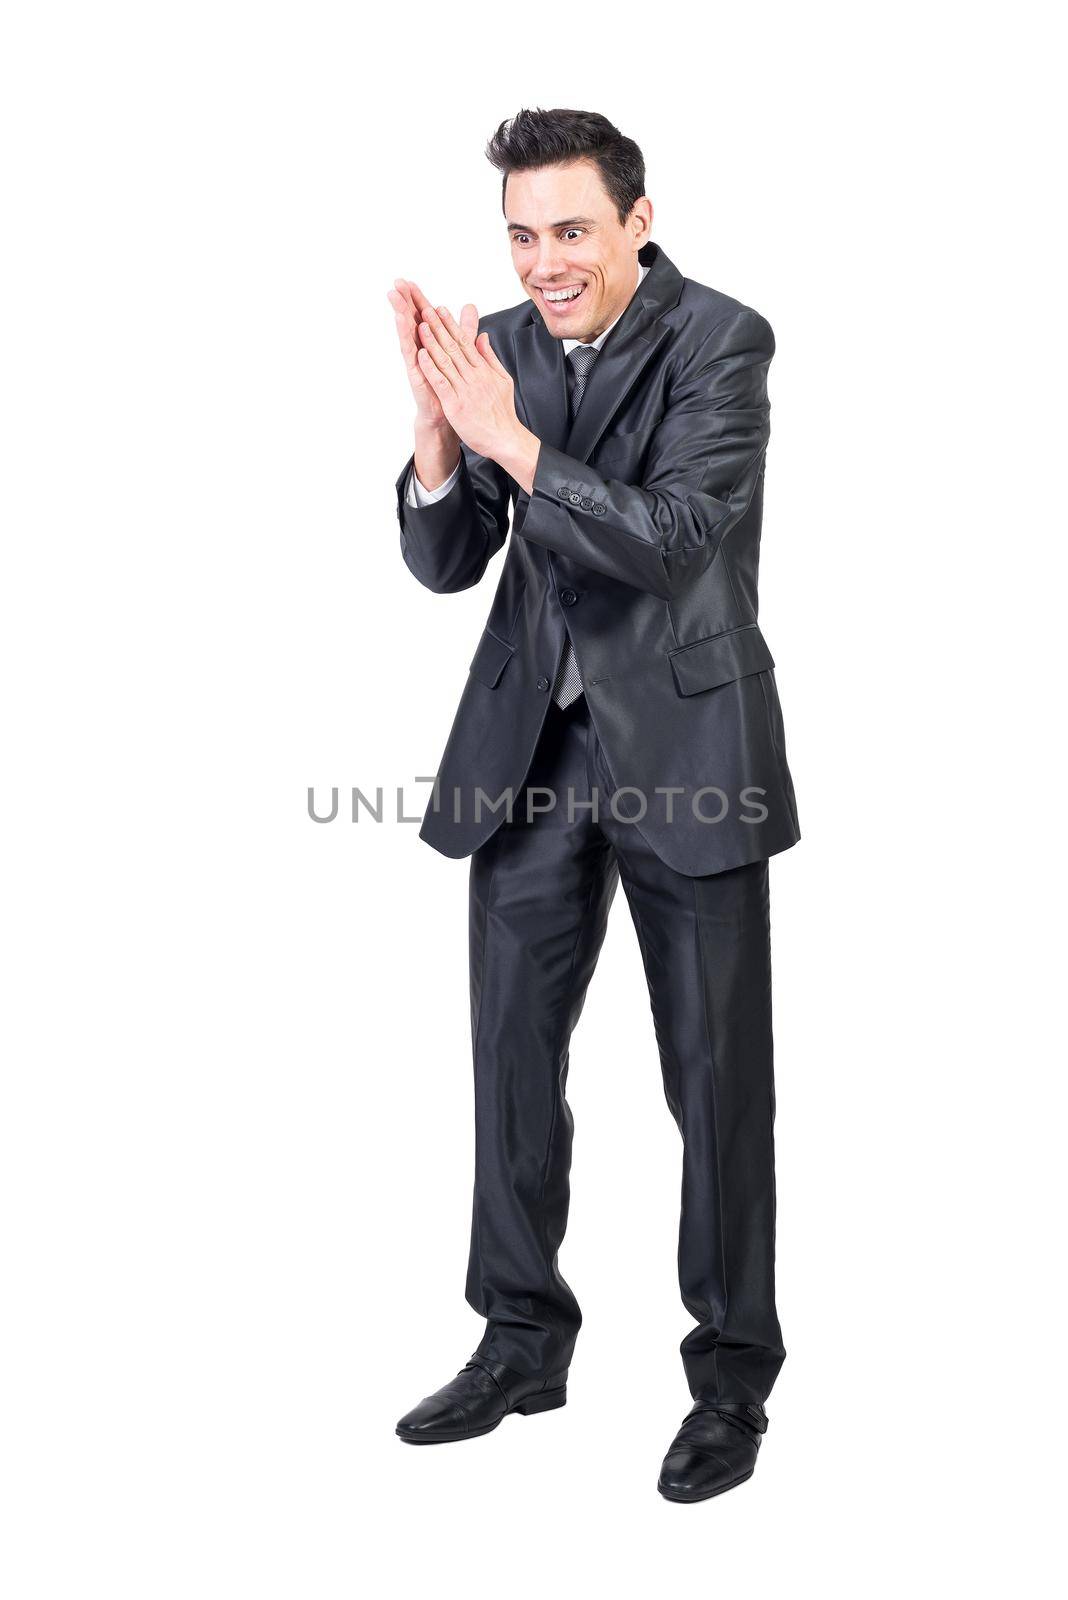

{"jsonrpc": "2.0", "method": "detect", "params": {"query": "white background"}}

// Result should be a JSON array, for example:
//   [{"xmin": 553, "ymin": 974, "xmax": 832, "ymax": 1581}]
[{"xmin": 2, "ymin": 2, "xmax": 1064, "ymax": 1595}]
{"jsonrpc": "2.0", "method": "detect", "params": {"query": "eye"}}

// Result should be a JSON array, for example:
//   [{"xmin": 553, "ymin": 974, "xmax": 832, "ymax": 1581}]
[
  {"xmin": 512, "ymin": 233, "xmax": 533, "ymax": 247},
  {"xmin": 562, "ymin": 228, "xmax": 585, "ymax": 242}
]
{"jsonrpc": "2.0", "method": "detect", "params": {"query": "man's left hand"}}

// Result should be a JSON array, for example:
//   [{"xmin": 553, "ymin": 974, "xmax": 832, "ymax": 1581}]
[{"xmin": 416, "ymin": 304, "xmax": 541, "ymax": 494}]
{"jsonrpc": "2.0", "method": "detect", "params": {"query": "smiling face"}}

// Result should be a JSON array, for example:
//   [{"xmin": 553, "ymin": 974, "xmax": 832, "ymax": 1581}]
[{"xmin": 505, "ymin": 159, "xmax": 653, "ymax": 344}]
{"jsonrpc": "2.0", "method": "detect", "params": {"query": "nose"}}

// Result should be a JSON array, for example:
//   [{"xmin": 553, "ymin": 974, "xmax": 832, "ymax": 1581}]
[{"xmin": 535, "ymin": 237, "xmax": 566, "ymax": 279}]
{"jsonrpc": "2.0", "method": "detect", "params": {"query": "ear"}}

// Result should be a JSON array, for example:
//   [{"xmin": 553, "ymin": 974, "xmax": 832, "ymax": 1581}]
[{"xmin": 630, "ymin": 194, "xmax": 654, "ymax": 245}]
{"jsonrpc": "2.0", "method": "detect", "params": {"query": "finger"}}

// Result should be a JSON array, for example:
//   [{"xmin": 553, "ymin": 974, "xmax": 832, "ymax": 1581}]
[
  {"xmin": 476, "ymin": 330, "xmax": 509, "ymax": 374},
  {"xmin": 389, "ymin": 283, "xmax": 421, "ymax": 336},
  {"xmin": 387, "ymin": 287, "xmax": 413, "ymax": 327},
  {"xmin": 460, "ymin": 303, "xmax": 480, "ymax": 346},
  {"xmin": 417, "ymin": 345, "xmax": 454, "ymax": 400},
  {"xmin": 420, "ymin": 303, "xmax": 469, "ymax": 379},
  {"xmin": 405, "ymin": 279, "xmax": 435, "ymax": 317},
  {"xmin": 392, "ymin": 280, "xmax": 425, "ymax": 331},
  {"xmin": 415, "ymin": 315, "xmax": 463, "ymax": 387},
  {"xmin": 387, "ymin": 292, "xmax": 421, "ymax": 363},
  {"xmin": 434, "ymin": 303, "xmax": 479, "ymax": 369}
]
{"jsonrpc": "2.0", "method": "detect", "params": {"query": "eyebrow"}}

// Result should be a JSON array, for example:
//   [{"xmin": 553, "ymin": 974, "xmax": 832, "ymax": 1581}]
[{"xmin": 506, "ymin": 216, "xmax": 597, "ymax": 233}]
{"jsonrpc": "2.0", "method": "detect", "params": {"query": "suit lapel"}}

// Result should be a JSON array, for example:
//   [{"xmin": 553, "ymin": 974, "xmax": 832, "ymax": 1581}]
[
  {"xmin": 511, "ymin": 240, "xmax": 685, "ymax": 467},
  {"xmin": 564, "ymin": 312, "xmax": 669, "ymax": 464},
  {"xmin": 511, "ymin": 318, "xmax": 569, "ymax": 452}
]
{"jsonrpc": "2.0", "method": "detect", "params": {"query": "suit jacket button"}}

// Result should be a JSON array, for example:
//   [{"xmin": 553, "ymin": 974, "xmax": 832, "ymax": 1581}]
[
  {"xmin": 536, "ymin": 675, "xmax": 550, "ymax": 692},
  {"xmin": 560, "ymin": 588, "xmax": 577, "ymax": 606},
  {"xmin": 569, "ymin": 491, "xmax": 582, "ymax": 505},
  {"xmin": 592, "ymin": 502, "xmax": 607, "ymax": 515},
  {"xmin": 579, "ymin": 496, "xmax": 593, "ymax": 511},
  {"xmin": 556, "ymin": 486, "xmax": 570, "ymax": 500}
]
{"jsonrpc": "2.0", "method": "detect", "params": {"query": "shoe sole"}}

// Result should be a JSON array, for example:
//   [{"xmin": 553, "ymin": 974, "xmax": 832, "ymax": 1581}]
[
  {"xmin": 396, "ymin": 1385, "xmax": 567, "ymax": 1445},
  {"xmin": 657, "ymin": 1467, "xmax": 755, "ymax": 1503}
]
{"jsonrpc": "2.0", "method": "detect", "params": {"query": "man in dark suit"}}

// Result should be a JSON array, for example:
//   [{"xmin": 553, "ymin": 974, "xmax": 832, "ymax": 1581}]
[{"xmin": 387, "ymin": 108, "xmax": 799, "ymax": 1502}]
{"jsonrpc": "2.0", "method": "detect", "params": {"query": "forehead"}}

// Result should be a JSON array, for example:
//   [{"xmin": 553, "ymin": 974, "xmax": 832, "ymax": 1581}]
[{"xmin": 504, "ymin": 160, "xmax": 614, "ymax": 227}]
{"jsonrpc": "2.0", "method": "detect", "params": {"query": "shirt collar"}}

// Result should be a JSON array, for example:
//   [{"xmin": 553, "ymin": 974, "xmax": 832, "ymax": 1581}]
[{"xmin": 562, "ymin": 259, "xmax": 650, "ymax": 357}]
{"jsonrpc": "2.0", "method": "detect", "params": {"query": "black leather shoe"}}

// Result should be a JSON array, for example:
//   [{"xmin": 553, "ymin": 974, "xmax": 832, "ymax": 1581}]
[
  {"xmin": 396, "ymin": 1355, "xmax": 568, "ymax": 1444},
  {"xmin": 657, "ymin": 1401, "xmax": 768, "ymax": 1502}
]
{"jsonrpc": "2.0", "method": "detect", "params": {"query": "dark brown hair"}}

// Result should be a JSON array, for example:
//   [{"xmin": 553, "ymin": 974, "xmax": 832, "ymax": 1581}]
[{"xmin": 485, "ymin": 108, "xmax": 646, "ymax": 225}]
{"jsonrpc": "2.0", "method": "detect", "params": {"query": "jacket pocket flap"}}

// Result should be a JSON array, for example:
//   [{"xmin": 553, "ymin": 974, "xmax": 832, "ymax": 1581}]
[
  {"xmin": 667, "ymin": 623, "xmax": 775, "ymax": 696},
  {"xmin": 469, "ymin": 628, "xmax": 516, "ymax": 688}
]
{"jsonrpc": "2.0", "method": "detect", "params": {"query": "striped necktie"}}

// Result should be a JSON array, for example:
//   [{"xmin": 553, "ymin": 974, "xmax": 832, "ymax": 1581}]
[{"xmin": 551, "ymin": 344, "xmax": 600, "ymax": 709}]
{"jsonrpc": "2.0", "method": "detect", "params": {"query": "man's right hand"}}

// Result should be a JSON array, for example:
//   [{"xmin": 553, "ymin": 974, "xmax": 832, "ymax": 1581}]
[{"xmin": 388, "ymin": 277, "xmax": 463, "ymax": 492}]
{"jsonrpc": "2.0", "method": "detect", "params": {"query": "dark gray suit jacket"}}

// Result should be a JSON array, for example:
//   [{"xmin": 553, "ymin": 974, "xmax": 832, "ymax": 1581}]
[{"xmin": 395, "ymin": 239, "xmax": 799, "ymax": 877}]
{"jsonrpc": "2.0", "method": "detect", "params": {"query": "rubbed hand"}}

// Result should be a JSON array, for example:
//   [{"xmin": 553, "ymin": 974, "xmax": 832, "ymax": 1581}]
[
  {"xmin": 387, "ymin": 278, "xmax": 457, "ymax": 436},
  {"xmin": 416, "ymin": 303, "xmax": 540, "ymax": 493}
]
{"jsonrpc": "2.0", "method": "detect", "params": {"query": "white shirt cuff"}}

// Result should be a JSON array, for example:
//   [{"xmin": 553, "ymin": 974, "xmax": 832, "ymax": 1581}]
[{"xmin": 406, "ymin": 459, "xmax": 462, "ymax": 508}]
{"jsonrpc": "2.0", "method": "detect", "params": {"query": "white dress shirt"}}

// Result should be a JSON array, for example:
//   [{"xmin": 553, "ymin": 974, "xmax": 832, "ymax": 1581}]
[{"xmin": 405, "ymin": 258, "xmax": 650, "ymax": 507}]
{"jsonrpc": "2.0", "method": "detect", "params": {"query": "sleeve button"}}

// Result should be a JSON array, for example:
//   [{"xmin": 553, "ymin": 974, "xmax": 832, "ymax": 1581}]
[
  {"xmin": 556, "ymin": 486, "xmax": 570, "ymax": 500},
  {"xmin": 592, "ymin": 502, "xmax": 607, "ymax": 516}
]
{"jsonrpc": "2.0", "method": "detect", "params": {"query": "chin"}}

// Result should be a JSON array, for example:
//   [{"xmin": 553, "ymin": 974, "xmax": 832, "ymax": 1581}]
[{"xmin": 544, "ymin": 310, "xmax": 601, "ymax": 344}]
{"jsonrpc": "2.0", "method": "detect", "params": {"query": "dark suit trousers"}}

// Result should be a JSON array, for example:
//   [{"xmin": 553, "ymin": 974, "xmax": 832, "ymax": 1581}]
[{"xmin": 465, "ymin": 693, "xmax": 785, "ymax": 1406}]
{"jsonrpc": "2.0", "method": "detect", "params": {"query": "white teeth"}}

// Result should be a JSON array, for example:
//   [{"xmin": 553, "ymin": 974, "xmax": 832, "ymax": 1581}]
[{"xmin": 544, "ymin": 286, "xmax": 584, "ymax": 302}]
